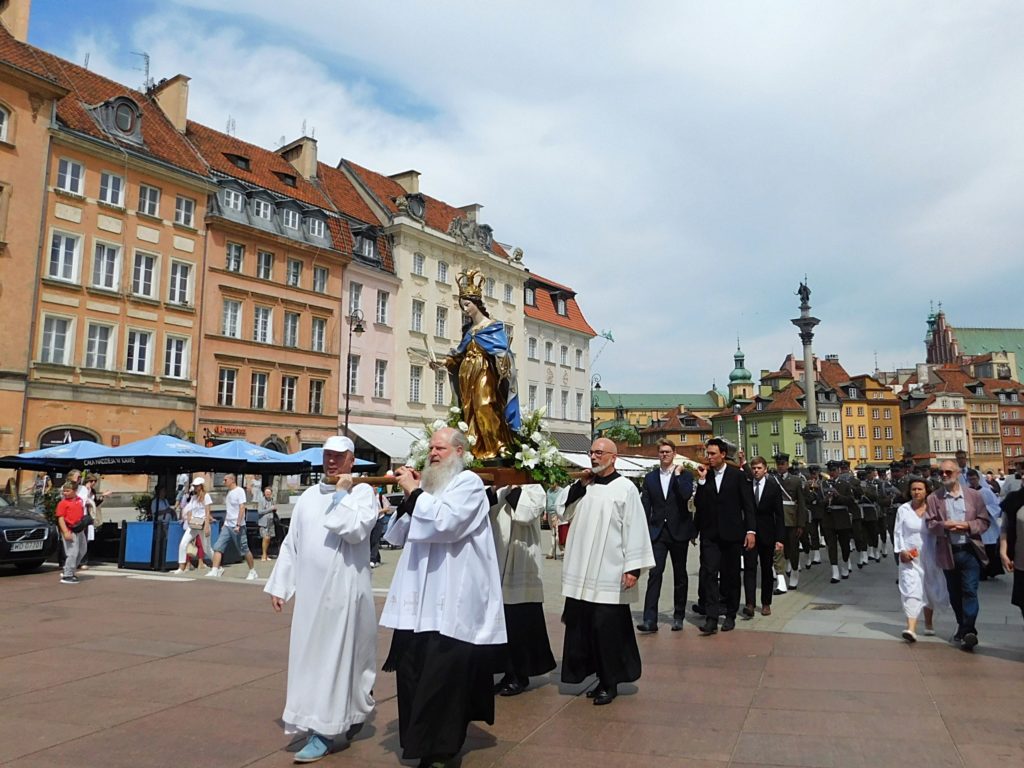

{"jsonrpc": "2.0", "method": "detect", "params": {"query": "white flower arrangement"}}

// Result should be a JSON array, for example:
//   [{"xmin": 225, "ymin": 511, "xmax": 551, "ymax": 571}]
[
  {"xmin": 512, "ymin": 406, "xmax": 570, "ymax": 488},
  {"xmin": 406, "ymin": 405, "xmax": 478, "ymax": 470}
]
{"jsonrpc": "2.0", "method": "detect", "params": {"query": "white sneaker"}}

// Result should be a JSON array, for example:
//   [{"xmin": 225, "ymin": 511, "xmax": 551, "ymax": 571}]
[
  {"xmin": 204, "ymin": 567, "xmax": 222, "ymax": 578},
  {"xmin": 171, "ymin": 568, "xmax": 185, "ymax": 575},
  {"xmin": 788, "ymin": 571, "xmax": 799, "ymax": 589},
  {"xmin": 245, "ymin": 569, "xmax": 258, "ymax": 581}
]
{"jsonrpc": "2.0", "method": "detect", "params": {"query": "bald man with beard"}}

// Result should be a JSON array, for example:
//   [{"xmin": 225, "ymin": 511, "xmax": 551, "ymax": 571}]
[
  {"xmin": 559, "ymin": 437, "xmax": 655, "ymax": 706},
  {"xmin": 380, "ymin": 427, "xmax": 506, "ymax": 768}
]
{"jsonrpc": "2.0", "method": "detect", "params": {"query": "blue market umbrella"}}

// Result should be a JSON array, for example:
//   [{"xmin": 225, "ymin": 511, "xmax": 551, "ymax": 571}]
[
  {"xmin": 206, "ymin": 440, "xmax": 310, "ymax": 473},
  {"xmin": 289, "ymin": 447, "xmax": 376, "ymax": 472},
  {"xmin": 0, "ymin": 439, "xmax": 108, "ymax": 470},
  {"xmin": 84, "ymin": 434, "xmax": 235, "ymax": 474}
]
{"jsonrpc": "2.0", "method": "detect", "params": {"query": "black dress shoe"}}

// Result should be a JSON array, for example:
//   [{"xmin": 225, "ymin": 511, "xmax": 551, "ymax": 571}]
[
  {"xmin": 699, "ymin": 618, "xmax": 718, "ymax": 635},
  {"xmin": 635, "ymin": 622, "xmax": 658, "ymax": 633},
  {"xmin": 692, "ymin": 603, "xmax": 706, "ymax": 616},
  {"xmin": 671, "ymin": 619, "xmax": 684, "ymax": 631},
  {"xmin": 498, "ymin": 680, "xmax": 526, "ymax": 697},
  {"xmin": 492, "ymin": 675, "xmax": 512, "ymax": 694},
  {"xmin": 741, "ymin": 605, "xmax": 755, "ymax": 619},
  {"xmin": 721, "ymin": 616, "xmax": 736, "ymax": 632},
  {"xmin": 592, "ymin": 685, "xmax": 617, "ymax": 705}
]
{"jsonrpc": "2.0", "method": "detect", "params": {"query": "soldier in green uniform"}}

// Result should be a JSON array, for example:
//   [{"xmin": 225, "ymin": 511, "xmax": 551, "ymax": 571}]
[
  {"xmin": 859, "ymin": 467, "xmax": 883, "ymax": 563},
  {"xmin": 771, "ymin": 453, "xmax": 808, "ymax": 590},
  {"xmin": 821, "ymin": 460, "xmax": 858, "ymax": 583},
  {"xmin": 805, "ymin": 464, "xmax": 826, "ymax": 569},
  {"xmin": 842, "ymin": 462, "xmax": 869, "ymax": 569}
]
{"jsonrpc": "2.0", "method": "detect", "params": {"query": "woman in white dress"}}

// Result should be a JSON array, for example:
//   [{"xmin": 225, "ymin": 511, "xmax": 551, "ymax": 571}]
[
  {"xmin": 174, "ymin": 477, "xmax": 213, "ymax": 573},
  {"xmin": 893, "ymin": 478, "xmax": 947, "ymax": 641}
]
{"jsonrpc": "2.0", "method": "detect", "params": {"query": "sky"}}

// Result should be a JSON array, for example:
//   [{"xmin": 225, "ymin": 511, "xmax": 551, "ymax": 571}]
[{"xmin": 27, "ymin": 0, "xmax": 1024, "ymax": 395}]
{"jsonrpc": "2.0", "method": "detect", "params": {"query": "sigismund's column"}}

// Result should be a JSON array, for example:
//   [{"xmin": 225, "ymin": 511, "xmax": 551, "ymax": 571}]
[{"xmin": 791, "ymin": 281, "xmax": 824, "ymax": 464}]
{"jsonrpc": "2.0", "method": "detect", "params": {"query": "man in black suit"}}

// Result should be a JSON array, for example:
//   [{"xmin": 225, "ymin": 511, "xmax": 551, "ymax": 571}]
[
  {"xmin": 637, "ymin": 439, "xmax": 695, "ymax": 633},
  {"xmin": 694, "ymin": 438, "xmax": 757, "ymax": 634},
  {"xmin": 742, "ymin": 456, "xmax": 785, "ymax": 618}
]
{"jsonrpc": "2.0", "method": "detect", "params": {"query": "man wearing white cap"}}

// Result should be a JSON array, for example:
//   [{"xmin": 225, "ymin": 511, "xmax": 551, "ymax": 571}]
[{"xmin": 264, "ymin": 436, "xmax": 379, "ymax": 763}]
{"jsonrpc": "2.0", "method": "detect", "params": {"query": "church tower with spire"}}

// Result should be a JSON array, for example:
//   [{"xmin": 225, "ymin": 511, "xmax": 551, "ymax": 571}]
[{"xmin": 728, "ymin": 339, "xmax": 754, "ymax": 402}]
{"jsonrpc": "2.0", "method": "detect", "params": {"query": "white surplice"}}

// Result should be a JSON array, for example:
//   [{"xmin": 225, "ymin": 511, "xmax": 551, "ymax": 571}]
[
  {"xmin": 264, "ymin": 482, "xmax": 378, "ymax": 736},
  {"xmin": 381, "ymin": 470, "xmax": 506, "ymax": 645},
  {"xmin": 561, "ymin": 475, "xmax": 655, "ymax": 604},
  {"xmin": 490, "ymin": 484, "xmax": 546, "ymax": 604}
]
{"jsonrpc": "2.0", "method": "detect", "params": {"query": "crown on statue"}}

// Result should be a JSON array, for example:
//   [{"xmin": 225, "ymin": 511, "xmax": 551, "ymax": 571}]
[{"xmin": 457, "ymin": 268, "xmax": 486, "ymax": 300}]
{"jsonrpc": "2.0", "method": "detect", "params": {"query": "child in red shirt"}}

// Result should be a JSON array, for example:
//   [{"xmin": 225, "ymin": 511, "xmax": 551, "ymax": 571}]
[{"xmin": 55, "ymin": 482, "xmax": 85, "ymax": 584}]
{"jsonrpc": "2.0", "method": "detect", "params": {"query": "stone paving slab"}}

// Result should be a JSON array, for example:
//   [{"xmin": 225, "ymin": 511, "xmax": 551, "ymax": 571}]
[{"xmin": 1, "ymin": 547, "xmax": 1022, "ymax": 767}]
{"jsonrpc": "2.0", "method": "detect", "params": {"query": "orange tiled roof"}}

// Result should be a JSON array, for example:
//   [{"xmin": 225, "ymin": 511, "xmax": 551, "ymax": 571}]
[
  {"xmin": 818, "ymin": 359, "xmax": 852, "ymax": 391},
  {"xmin": 640, "ymin": 409, "xmax": 712, "ymax": 433},
  {"xmin": 524, "ymin": 275, "xmax": 595, "ymax": 337},
  {"xmin": 186, "ymin": 121, "xmax": 331, "ymax": 208},
  {"xmin": 901, "ymin": 394, "xmax": 936, "ymax": 416},
  {"xmin": 342, "ymin": 159, "xmax": 509, "ymax": 259},
  {"xmin": 316, "ymin": 162, "xmax": 379, "ymax": 226},
  {"xmin": 0, "ymin": 26, "xmax": 208, "ymax": 176}
]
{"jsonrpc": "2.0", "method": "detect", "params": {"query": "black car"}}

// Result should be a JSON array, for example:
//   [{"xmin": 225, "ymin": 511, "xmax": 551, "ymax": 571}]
[{"xmin": 0, "ymin": 496, "xmax": 60, "ymax": 571}]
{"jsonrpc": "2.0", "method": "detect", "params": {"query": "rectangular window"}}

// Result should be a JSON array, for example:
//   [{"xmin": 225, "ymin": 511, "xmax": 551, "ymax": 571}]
[
  {"xmin": 886, "ymin": 446, "xmax": 894, "ymax": 459},
  {"xmin": 313, "ymin": 266, "xmax": 328, "ymax": 293},
  {"xmin": 226, "ymin": 243, "xmax": 244, "ymax": 272},
  {"xmin": 349, "ymin": 282, "xmax": 362, "ymax": 314},
  {"xmin": 131, "ymin": 251, "xmax": 157, "ymax": 298},
  {"xmin": 545, "ymin": 387, "xmax": 553, "ymax": 412},
  {"xmin": 846, "ymin": 425, "xmax": 854, "ymax": 438},
  {"xmin": 257, "ymin": 251, "xmax": 273, "ymax": 280},
  {"xmin": 560, "ymin": 390, "xmax": 569, "ymax": 419},
  {"xmin": 376, "ymin": 291, "xmax": 389, "ymax": 324},
  {"xmin": 280, "ymin": 376, "xmax": 297, "ymax": 412},
  {"xmin": 832, "ymin": 411, "xmax": 840, "ymax": 422},
  {"xmin": 174, "ymin": 196, "xmax": 195, "ymax": 227},
  {"xmin": 84, "ymin": 323, "xmax": 111, "ymax": 369},
  {"xmin": 283, "ymin": 312, "xmax": 299, "ymax": 347},
  {"xmin": 874, "ymin": 446, "xmax": 883, "ymax": 460},
  {"xmin": 168, "ymin": 261, "xmax": 191, "ymax": 305},
  {"xmin": 252, "ymin": 198, "xmax": 273, "ymax": 220},
  {"xmin": 307, "ymin": 218, "xmax": 325, "ymax": 238},
  {"xmin": 221, "ymin": 299, "xmax": 241, "ymax": 338},
  {"xmin": 833, "ymin": 430, "xmax": 841, "ymax": 442},
  {"xmin": 528, "ymin": 338, "xmax": 538, "ymax": 360},
  {"xmin": 772, "ymin": 443, "xmax": 781, "ymax": 457},
  {"xmin": 309, "ymin": 379, "xmax": 324, "ymax": 414},
  {"xmin": 218, "ymin": 368, "xmax": 236, "ymax": 406},
  {"xmin": 873, "ymin": 427, "xmax": 881, "ymax": 439},
  {"xmin": 857, "ymin": 406, "xmax": 864, "ymax": 417},
  {"xmin": 525, "ymin": 287, "xmax": 535, "ymax": 305},
  {"xmin": 576, "ymin": 392, "xmax": 584, "ymax": 421},
  {"xmin": 311, "ymin": 317, "xmax": 326, "ymax": 352},
  {"xmin": 437, "ymin": 261, "xmax": 449, "ymax": 283},
  {"xmin": 944, "ymin": 416, "xmax": 951, "ymax": 429},
  {"xmin": 435, "ymin": 368, "xmax": 446, "ymax": 405},
  {"xmin": 409, "ymin": 365, "xmax": 422, "ymax": 403},
  {"xmin": 282, "ymin": 208, "xmax": 300, "ymax": 229},
  {"xmin": 872, "ymin": 408, "xmax": 880, "ymax": 420},
  {"xmin": 945, "ymin": 439, "xmax": 953, "ymax": 452},
  {"xmin": 845, "ymin": 406, "xmax": 852, "ymax": 417},
  {"xmin": 560, "ymin": 345, "xmax": 568, "ymax": 365},
  {"xmin": 771, "ymin": 421, "xmax": 780, "ymax": 435},
  {"xmin": 287, "ymin": 259, "xmax": 302, "ymax": 287},
  {"xmin": 884, "ymin": 408, "xmax": 892, "ymax": 419},
  {"xmin": 750, "ymin": 423, "xmax": 759, "ymax": 436},
  {"xmin": 576, "ymin": 348, "xmax": 584, "ymax": 368},
  {"xmin": 955, "ymin": 438, "xmax": 963, "ymax": 450},
  {"xmin": 138, "ymin": 184, "xmax": 160, "ymax": 217},
  {"xmin": 223, "ymin": 188, "xmax": 244, "ymax": 212},
  {"xmin": 374, "ymin": 360, "xmax": 387, "ymax": 399},
  {"xmin": 794, "ymin": 420, "xmax": 802, "ymax": 433},
  {"xmin": 250, "ymin": 372, "xmax": 268, "ymax": 409},
  {"xmin": 485, "ymin": 277, "xmax": 495, "ymax": 298},
  {"xmin": 48, "ymin": 231, "xmax": 80, "ymax": 282},
  {"xmin": 411, "ymin": 300, "xmax": 424, "ymax": 332},
  {"xmin": 528, "ymin": 385, "xmax": 538, "ymax": 412},
  {"xmin": 125, "ymin": 329, "xmax": 151, "ymax": 373},
  {"xmin": 56, "ymin": 158, "xmax": 83, "ymax": 194},
  {"xmin": 412, "ymin": 252, "xmax": 425, "ymax": 276},
  {"xmin": 348, "ymin": 354, "xmax": 360, "ymax": 394},
  {"xmin": 92, "ymin": 243, "xmax": 120, "ymax": 290},
  {"xmin": 556, "ymin": 297, "xmax": 567, "ymax": 315},
  {"xmin": 504, "ymin": 283, "xmax": 513, "ymax": 303},
  {"xmin": 164, "ymin": 336, "xmax": 188, "ymax": 379},
  {"xmin": 253, "ymin": 306, "xmax": 272, "ymax": 343},
  {"xmin": 436, "ymin": 306, "xmax": 448, "ymax": 338},
  {"xmin": 99, "ymin": 172, "xmax": 124, "ymax": 206},
  {"xmin": 544, "ymin": 342, "xmax": 553, "ymax": 363}
]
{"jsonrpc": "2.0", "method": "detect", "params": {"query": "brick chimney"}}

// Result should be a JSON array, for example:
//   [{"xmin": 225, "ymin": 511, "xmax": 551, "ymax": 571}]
[
  {"xmin": 278, "ymin": 137, "xmax": 318, "ymax": 180},
  {"xmin": 151, "ymin": 74, "xmax": 190, "ymax": 133},
  {"xmin": 389, "ymin": 170, "xmax": 420, "ymax": 194},
  {"xmin": 458, "ymin": 203, "xmax": 482, "ymax": 223},
  {"xmin": 0, "ymin": 0, "xmax": 31, "ymax": 42}
]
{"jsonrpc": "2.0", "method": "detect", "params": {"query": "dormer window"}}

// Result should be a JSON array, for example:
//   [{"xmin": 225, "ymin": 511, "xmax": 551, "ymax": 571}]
[
  {"xmin": 847, "ymin": 387, "xmax": 857, "ymax": 399},
  {"xmin": 307, "ymin": 217, "xmax": 326, "ymax": 238},
  {"xmin": 281, "ymin": 208, "xmax": 300, "ymax": 229},
  {"xmin": 252, "ymin": 198, "xmax": 273, "ymax": 220},
  {"xmin": 556, "ymin": 296, "xmax": 568, "ymax": 316},
  {"xmin": 274, "ymin": 171, "xmax": 298, "ymax": 188},
  {"xmin": 756, "ymin": 401, "xmax": 765, "ymax": 411},
  {"xmin": 524, "ymin": 287, "xmax": 535, "ymax": 306},
  {"xmin": 224, "ymin": 153, "xmax": 251, "ymax": 171},
  {"xmin": 222, "ymin": 188, "xmax": 244, "ymax": 212},
  {"xmin": 355, "ymin": 235, "xmax": 378, "ymax": 261},
  {"xmin": 89, "ymin": 97, "xmax": 143, "ymax": 144}
]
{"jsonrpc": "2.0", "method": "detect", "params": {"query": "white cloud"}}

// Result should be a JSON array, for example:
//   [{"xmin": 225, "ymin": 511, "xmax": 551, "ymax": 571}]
[{"xmin": 54, "ymin": 1, "xmax": 1024, "ymax": 392}]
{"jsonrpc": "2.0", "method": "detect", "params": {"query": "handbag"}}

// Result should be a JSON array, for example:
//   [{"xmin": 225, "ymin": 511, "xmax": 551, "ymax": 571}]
[{"xmin": 188, "ymin": 517, "xmax": 205, "ymax": 531}]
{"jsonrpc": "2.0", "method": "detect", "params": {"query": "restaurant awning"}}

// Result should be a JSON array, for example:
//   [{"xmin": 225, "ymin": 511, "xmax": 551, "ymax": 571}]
[{"xmin": 346, "ymin": 424, "xmax": 426, "ymax": 463}]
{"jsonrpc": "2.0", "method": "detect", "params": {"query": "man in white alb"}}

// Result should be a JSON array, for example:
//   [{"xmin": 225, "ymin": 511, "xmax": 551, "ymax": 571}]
[
  {"xmin": 560, "ymin": 437, "xmax": 655, "ymax": 705},
  {"xmin": 265, "ymin": 436, "xmax": 379, "ymax": 763},
  {"xmin": 206, "ymin": 473, "xmax": 258, "ymax": 580},
  {"xmin": 381, "ymin": 427, "xmax": 506, "ymax": 767}
]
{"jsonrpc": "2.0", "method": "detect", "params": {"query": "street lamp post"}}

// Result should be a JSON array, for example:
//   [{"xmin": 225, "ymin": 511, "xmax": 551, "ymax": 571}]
[
  {"xmin": 590, "ymin": 373, "xmax": 602, "ymax": 439},
  {"xmin": 343, "ymin": 309, "xmax": 366, "ymax": 435}
]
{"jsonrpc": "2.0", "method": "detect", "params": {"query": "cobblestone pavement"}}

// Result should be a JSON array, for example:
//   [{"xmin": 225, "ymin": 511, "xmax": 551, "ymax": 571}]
[{"xmin": 1, "ymin": 544, "xmax": 1021, "ymax": 768}]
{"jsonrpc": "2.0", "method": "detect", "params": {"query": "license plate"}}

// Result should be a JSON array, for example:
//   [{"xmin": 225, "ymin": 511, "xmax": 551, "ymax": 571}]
[{"xmin": 11, "ymin": 541, "xmax": 44, "ymax": 552}]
